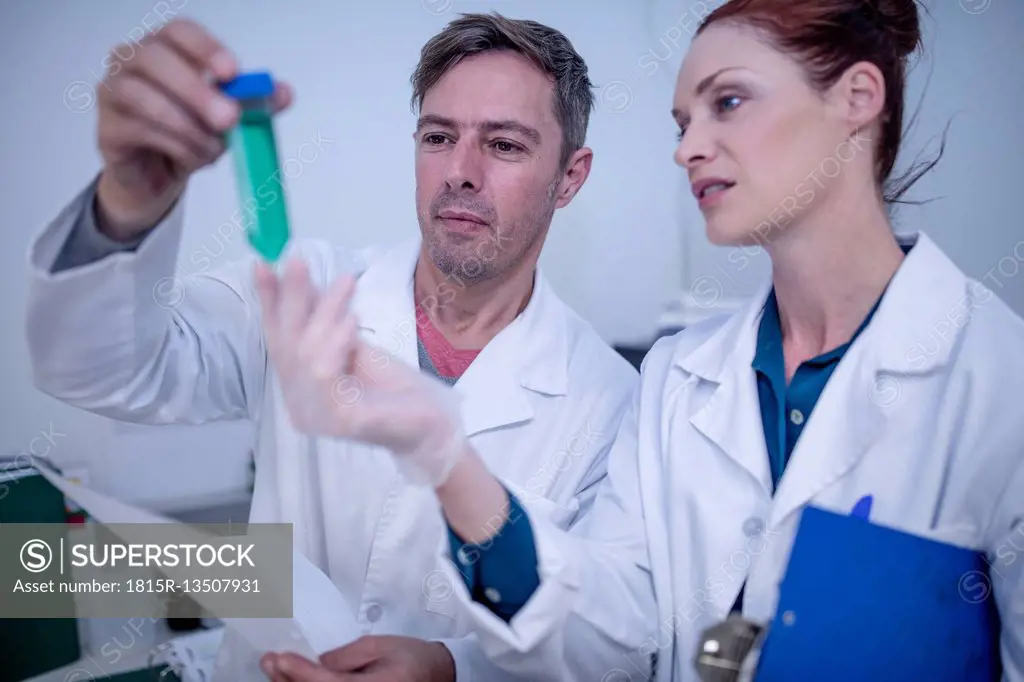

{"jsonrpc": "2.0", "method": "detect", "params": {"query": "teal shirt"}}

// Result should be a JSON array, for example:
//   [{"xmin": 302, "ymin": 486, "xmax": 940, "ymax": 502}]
[
  {"xmin": 753, "ymin": 240, "xmax": 912, "ymax": 490},
  {"xmin": 753, "ymin": 288, "xmax": 882, "ymax": 491}
]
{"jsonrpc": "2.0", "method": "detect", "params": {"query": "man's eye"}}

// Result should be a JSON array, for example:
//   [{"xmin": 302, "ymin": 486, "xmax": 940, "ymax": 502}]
[
  {"xmin": 424, "ymin": 133, "xmax": 448, "ymax": 145},
  {"xmin": 493, "ymin": 140, "xmax": 521, "ymax": 153}
]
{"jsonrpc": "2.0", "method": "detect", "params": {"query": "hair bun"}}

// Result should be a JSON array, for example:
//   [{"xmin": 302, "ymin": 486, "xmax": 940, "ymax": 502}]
[{"xmin": 866, "ymin": 0, "xmax": 922, "ymax": 57}]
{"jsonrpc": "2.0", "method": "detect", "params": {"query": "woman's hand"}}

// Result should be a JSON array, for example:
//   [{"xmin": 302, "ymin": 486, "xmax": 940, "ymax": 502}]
[{"xmin": 253, "ymin": 257, "xmax": 466, "ymax": 486}]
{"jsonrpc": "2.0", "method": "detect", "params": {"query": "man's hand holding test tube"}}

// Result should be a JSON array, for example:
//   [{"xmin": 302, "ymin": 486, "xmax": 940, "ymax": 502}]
[
  {"xmin": 92, "ymin": 18, "xmax": 293, "ymax": 255},
  {"xmin": 86, "ymin": 17, "xmax": 472, "ymax": 681}
]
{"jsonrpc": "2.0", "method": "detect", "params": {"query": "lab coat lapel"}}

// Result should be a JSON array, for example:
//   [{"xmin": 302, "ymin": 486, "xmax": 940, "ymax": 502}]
[
  {"xmin": 676, "ymin": 281, "xmax": 774, "ymax": 495},
  {"xmin": 768, "ymin": 343, "xmax": 888, "ymax": 528},
  {"xmin": 455, "ymin": 270, "xmax": 569, "ymax": 438},
  {"xmin": 769, "ymin": 232, "xmax": 968, "ymax": 528},
  {"xmin": 350, "ymin": 238, "xmax": 422, "ymax": 371}
]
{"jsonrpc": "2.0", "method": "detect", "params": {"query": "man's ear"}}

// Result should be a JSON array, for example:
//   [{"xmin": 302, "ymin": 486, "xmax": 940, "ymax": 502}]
[{"xmin": 554, "ymin": 147, "xmax": 593, "ymax": 209}]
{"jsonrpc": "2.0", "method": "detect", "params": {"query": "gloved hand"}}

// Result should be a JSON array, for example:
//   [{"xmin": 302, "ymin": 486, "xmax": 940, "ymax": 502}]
[{"xmin": 253, "ymin": 257, "xmax": 467, "ymax": 487}]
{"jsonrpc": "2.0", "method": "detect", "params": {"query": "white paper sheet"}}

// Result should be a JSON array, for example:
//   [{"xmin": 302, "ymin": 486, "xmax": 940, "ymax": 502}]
[{"xmin": 35, "ymin": 464, "xmax": 361, "ymax": 680}]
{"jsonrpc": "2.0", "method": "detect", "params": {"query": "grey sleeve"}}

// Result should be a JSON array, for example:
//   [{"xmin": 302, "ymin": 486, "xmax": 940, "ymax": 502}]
[{"xmin": 50, "ymin": 176, "xmax": 148, "ymax": 273}]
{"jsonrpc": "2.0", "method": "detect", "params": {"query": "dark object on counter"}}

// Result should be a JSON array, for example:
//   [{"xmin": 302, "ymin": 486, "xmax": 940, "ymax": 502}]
[
  {"xmin": 166, "ymin": 590, "xmax": 203, "ymax": 632},
  {"xmin": 166, "ymin": 616, "xmax": 204, "ymax": 632},
  {"xmin": 0, "ymin": 459, "xmax": 82, "ymax": 682}
]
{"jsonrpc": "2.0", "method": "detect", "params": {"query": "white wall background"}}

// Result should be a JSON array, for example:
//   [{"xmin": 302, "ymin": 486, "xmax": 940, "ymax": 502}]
[{"xmin": 1, "ymin": 0, "xmax": 1020, "ymax": 507}]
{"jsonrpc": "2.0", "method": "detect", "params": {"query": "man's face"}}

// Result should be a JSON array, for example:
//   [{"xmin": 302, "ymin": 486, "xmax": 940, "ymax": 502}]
[{"xmin": 414, "ymin": 50, "xmax": 568, "ymax": 283}]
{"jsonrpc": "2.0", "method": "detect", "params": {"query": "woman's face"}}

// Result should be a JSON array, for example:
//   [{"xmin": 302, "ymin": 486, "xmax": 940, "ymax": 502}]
[{"xmin": 673, "ymin": 22, "xmax": 863, "ymax": 247}]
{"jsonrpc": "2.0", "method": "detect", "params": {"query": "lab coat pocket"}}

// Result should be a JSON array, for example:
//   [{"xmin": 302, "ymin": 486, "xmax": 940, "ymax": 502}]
[
  {"xmin": 498, "ymin": 474, "xmax": 582, "ymax": 530},
  {"xmin": 516, "ymin": 494, "xmax": 581, "ymax": 530}
]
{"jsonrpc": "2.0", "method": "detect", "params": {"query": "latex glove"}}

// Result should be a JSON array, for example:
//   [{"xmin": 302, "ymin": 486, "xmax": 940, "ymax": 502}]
[{"xmin": 254, "ymin": 258, "xmax": 466, "ymax": 487}]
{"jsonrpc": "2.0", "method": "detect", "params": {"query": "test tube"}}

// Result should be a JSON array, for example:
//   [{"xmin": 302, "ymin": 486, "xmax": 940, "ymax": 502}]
[{"xmin": 219, "ymin": 71, "xmax": 290, "ymax": 262}]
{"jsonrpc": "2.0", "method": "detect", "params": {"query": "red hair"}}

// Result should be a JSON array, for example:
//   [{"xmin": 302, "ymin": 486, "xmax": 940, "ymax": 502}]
[{"xmin": 698, "ymin": 0, "xmax": 941, "ymax": 204}]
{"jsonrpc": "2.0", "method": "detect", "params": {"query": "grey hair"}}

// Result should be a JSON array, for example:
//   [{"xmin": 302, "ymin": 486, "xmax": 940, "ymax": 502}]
[{"xmin": 410, "ymin": 11, "xmax": 594, "ymax": 170}]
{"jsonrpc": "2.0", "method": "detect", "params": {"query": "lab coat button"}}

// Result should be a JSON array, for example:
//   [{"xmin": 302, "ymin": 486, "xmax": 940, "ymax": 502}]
[
  {"xmin": 743, "ymin": 517, "xmax": 765, "ymax": 537},
  {"xmin": 365, "ymin": 604, "xmax": 382, "ymax": 622},
  {"xmin": 484, "ymin": 587, "xmax": 502, "ymax": 604},
  {"xmin": 789, "ymin": 409, "xmax": 805, "ymax": 425}
]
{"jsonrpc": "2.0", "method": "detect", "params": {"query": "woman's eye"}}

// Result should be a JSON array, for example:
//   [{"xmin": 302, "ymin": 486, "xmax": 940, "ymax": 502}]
[{"xmin": 717, "ymin": 95, "xmax": 742, "ymax": 113}]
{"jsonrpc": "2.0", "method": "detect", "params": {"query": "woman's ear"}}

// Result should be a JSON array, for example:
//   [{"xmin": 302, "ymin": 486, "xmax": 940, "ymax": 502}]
[{"xmin": 837, "ymin": 60, "xmax": 887, "ymax": 133}]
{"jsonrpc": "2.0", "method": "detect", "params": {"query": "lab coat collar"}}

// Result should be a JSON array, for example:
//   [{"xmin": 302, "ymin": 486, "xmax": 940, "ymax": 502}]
[
  {"xmin": 351, "ymin": 238, "xmax": 422, "ymax": 371},
  {"xmin": 674, "ymin": 279, "xmax": 775, "ymax": 493},
  {"xmin": 451, "ymin": 252, "xmax": 570, "ymax": 438},
  {"xmin": 672, "ymin": 231, "xmax": 971, "ymax": 499},
  {"xmin": 455, "ymin": 263, "xmax": 570, "ymax": 397},
  {"xmin": 672, "ymin": 277, "xmax": 772, "ymax": 383},
  {"xmin": 673, "ymin": 231, "xmax": 967, "ymax": 381},
  {"xmin": 352, "ymin": 236, "xmax": 569, "ymax": 438},
  {"xmin": 861, "ymin": 231, "xmax": 967, "ymax": 375}
]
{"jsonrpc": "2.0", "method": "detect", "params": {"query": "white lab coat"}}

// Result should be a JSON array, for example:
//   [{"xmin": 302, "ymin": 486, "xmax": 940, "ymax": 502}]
[
  {"xmin": 444, "ymin": 232, "xmax": 1024, "ymax": 681},
  {"xmin": 24, "ymin": 180, "xmax": 638, "ymax": 680}
]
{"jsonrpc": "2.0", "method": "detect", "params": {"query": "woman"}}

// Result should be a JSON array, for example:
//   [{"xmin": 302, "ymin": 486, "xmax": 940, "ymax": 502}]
[{"xmin": 256, "ymin": 0, "xmax": 1024, "ymax": 679}]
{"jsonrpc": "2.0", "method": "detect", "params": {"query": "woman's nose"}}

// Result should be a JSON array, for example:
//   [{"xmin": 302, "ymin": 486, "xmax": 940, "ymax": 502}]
[{"xmin": 675, "ymin": 121, "xmax": 715, "ymax": 169}]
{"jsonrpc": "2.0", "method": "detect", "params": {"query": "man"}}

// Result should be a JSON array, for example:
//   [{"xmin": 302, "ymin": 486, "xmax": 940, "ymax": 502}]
[{"xmin": 25, "ymin": 12, "xmax": 637, "ymax": 681}]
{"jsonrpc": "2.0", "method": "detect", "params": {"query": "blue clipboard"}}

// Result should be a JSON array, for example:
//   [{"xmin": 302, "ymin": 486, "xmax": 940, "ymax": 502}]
[{"xmin": 754, "ymin": 503, "xmax": 1002, "ymax": 681}]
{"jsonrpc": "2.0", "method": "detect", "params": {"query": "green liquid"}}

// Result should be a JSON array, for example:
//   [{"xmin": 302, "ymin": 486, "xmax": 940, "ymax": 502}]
[{"xmin": 229, "ymin": 107, "xmax": 290, "ymax": 261}]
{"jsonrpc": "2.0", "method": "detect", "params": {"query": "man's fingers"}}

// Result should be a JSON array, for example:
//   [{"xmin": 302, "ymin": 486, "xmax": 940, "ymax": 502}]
[
  {"xmin": 158, "ymin": 17, "xmax": 238, "ymax": 81},
  {"xmin": 323, "ymin": 314, "xmax": 361, "ymax": 385},
  {"xmin": 260, "ymin": 652, "xmax": 293, "ymax": 682},
  {"xmin": 271, "ymin": 80, "xmax": 295, "ymax": 114},
  {"xmin": 319, "ymin": 636, "xmax": 384, "ymax": 672},
  {"xmin": 98, "ymin": 112, "xmax": 206, "ymax": 172},
  {"xmin": 120, "ymin": 37, "xmax": 238, "ymax": 134},
  {"xmin": 254, "ymin": 262, "xmax": 281, "ymax": 319},
  {"xmin": 254, "ymin": 262, "xmax": 282, "ymax": 352},
  {"xmin": 104, "ymin": 72, "xmax": 225, "ymax": 162},
  {"xmin": 274, "ymin": 652, "xmax": 356, "ymax": 682},
  {"xmin": 278, "ymin": 257, "xmax": 317, "ymax": 346}
]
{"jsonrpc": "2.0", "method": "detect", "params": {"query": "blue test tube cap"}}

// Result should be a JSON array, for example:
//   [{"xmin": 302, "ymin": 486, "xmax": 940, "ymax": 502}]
[{"xmin": 219, "ymin": 71, "xmax": 275, "ymax": 100}]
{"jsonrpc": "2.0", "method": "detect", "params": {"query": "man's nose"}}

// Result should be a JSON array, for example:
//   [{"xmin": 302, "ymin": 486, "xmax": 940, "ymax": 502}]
[{"xmin": 444, "ymin": 139, "xmax": 484, "ymax": 191}]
